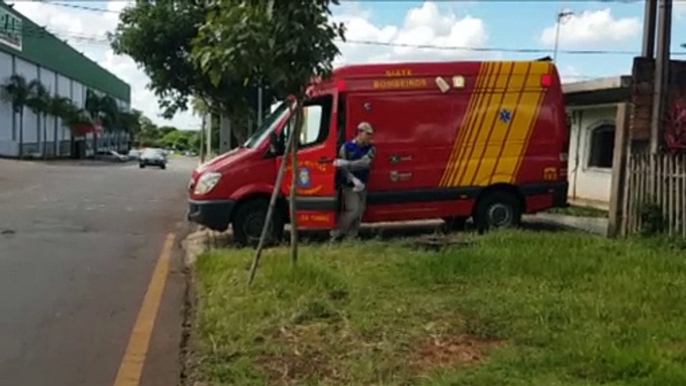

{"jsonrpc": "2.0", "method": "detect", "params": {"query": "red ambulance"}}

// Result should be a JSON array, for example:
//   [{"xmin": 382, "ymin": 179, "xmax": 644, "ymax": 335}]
[{"xmin": 188, "ymin": 60, "xmax": 569, "ymax": 245}]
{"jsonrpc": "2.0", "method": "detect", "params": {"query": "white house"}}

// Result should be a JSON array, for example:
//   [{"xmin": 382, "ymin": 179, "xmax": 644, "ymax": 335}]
[{"xmin": 563, "ymin": 76, "xmax": 631, "ymax": 210}]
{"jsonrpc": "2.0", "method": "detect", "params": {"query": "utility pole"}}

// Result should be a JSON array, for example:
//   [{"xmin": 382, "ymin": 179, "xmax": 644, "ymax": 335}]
[
  {"xmin": 205, "ymin": 113, "xmax": 212, "ymax": 159},
  {"xmin": 257, "ymin": 81, "xmax": 264, "ymax": 129},
  {"xmin": 642, "ymin": 0, "xmax": 657, "ymax": 57},
  {"xmin": 650, "ymin": 0, "xmax": 672, "ymax": 156},
  {"xmin": 199, "ymin": 114, "xmax": 205, "ymax": 163},
  {"xmin": 553, "ymin": 10, "xmax": 573, "ymax": 63}
]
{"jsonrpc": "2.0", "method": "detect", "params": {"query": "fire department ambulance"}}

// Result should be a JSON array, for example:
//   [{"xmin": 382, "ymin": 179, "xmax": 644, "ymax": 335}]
[{"xmin": 188, "ymin": 60, "xmax": 570, "ymax": 245}]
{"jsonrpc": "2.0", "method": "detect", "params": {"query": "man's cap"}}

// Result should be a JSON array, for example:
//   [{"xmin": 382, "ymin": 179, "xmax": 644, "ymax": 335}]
[{"xmin": 357, "ymin": 122, "xmax": 374, "ymax": 134}]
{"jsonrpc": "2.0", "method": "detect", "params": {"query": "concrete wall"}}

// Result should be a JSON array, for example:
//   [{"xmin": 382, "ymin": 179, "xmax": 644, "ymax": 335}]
[
  {"xmin": 0, "ymin": 51, "xmax": 13, "ymax": 155},
  {"xmin": 567, "ymin": 104, "xmax": 617, "ymax": 208}
]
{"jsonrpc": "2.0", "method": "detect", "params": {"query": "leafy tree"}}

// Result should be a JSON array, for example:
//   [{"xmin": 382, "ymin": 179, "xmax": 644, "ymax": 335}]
[
  {"xmin": 109, "ymin": 0, "xmax": 275, "ymax": 145},
  {"xmin": 193, "ymin": 0, "xmax": 345, "ymax": 280},
  {"xmin": 84, "ymin": 89, "xmax": 102, "ymax": 121},
  {"xmin": 158, "ymin": 125, "xmax": 177, "ymax": 137},
  {"xmin": 84, "ymin": 89, "xmax": 104, "ymax": 152},
  {"xmin": 26, "ymin": 80, "xmax": 51, "ymax": 158},
  {"xmin": 160, "ymin": 129, "xmax": 198, "ymax": 151},
  {"xmin": 120, "ymin": 109, "xmax": 143, "ymax": 139},
  {"xmin": 1, "ymin": 74, "xmax": 30, "ymax": 158}
]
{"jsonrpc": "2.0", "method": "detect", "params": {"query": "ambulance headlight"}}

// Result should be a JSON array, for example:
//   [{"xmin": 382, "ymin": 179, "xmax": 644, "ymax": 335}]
[{"xmin": 193, "ymin": 172, "xmax": 221, "ymax": 195}]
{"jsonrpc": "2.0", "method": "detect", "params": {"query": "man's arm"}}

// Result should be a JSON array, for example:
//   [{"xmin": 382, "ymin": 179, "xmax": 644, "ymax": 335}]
[
  {"xmin": 344, "ymin": 146, "xmax": 376, "ymax": 170},
  {"xmin": 338, "ymin": 144, "xmax": 357, "ymax": 183}
]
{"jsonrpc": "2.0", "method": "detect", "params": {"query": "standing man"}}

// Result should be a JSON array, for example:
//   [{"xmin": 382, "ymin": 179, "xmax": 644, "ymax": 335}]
[{"xmin": 331, "ymin": 122, "xmax": 376, "ymax": 241}]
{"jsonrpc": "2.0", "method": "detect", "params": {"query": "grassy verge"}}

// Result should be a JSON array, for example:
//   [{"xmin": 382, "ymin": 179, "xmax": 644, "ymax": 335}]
[
  {"xmin": 191, "ymin": 231, "xmax": 686, "ymax": 385},
  {"xmin": 546, "ymin": 205, "xmax": 608, "ymax": 218}
]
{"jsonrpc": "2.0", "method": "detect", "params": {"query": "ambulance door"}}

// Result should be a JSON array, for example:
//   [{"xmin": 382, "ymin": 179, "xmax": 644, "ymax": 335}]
[{"xmin": 282, "ymin": 91, "xmax": 340, "ymax": 229}]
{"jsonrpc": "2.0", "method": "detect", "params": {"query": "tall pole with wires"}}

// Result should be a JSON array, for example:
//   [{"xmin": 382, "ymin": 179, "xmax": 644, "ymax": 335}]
[{"xmin": 553, "ymin": 10, "xmax": 574, "ymax": 63}]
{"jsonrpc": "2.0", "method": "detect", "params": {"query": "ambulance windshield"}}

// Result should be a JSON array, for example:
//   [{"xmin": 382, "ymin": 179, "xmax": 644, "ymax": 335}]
[{"xmin": 243, "ymin": 102, "xmax": 291, "ymax": 149}]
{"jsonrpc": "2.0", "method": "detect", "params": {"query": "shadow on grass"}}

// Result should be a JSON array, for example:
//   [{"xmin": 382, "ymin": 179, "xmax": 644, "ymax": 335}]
[{"xmin": 207, "ymin": 219, "xmax": 572, "ymax": 250}]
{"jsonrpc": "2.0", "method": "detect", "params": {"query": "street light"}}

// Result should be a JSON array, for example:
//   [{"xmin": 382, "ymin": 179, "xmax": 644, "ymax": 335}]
[{"xmin": 554, "ymin": 10, "xmax": 574, "ymax": 63}]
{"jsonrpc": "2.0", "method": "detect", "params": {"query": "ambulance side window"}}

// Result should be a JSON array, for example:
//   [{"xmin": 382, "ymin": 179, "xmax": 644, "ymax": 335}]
[{"xmin": 284, "ymin": 95, "xmax": 332, "ymax": 148}]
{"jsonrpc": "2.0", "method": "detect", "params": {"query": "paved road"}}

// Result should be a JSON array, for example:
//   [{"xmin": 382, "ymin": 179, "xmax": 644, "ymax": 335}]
[{"xmin": 0, "ymin": 157, "xmax": 195, "ymax": 386}]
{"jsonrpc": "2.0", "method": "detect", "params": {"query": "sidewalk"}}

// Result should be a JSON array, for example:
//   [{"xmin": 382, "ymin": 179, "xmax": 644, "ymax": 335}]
[{"xmin": 526, "ymin": 213, "xmax": 608, "ymax": 236}]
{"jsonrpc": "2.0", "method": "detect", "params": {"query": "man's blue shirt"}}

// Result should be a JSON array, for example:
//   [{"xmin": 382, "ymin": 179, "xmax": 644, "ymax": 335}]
[{"xmin": 337, "ymin": 140, "xmax": 376, "ymax": 187}]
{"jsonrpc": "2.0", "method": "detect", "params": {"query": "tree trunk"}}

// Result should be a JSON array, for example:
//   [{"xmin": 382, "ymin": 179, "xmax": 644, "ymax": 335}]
[
  {"xmin": 199, "ymin": 113, "xmax": 205, "ymax": 163},
  {"xmin": 54, "ymin": 114, "xmax": 59, "ymax": 158},
  {"xmin": 43, "ymin": 114, "xmax": 48, "ymax": 160},
  {"xmin": 18, "ymin": 110, "xmax": 24, "ymax": 159},
  {"xmin": 290, "ymin": 104, "xmax": 304, "ymax": 267},
  {"xmin": 248, "ymin": 117, "xmax": 296, "ymax": 287}
]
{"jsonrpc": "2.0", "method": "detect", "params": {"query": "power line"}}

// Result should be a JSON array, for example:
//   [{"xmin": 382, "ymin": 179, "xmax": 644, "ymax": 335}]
[
  {"xmin": 15, "ymin": 21, "xmax": 685, "ymax": 58},
  {"xmin": 41, "ymin": 1, "xmax": 119, "ymax": 13},
  {"xmin": 33, "ymin": 1, "xmax": 686, "ymax": 57},
  {"xmin": 342, "ymin": 39, "xmax": 686, "ymax": 56}
]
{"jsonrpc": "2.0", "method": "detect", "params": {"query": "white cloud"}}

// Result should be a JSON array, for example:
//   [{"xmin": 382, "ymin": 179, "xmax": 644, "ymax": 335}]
[
  {"xmin": 559, "ymin": 65, "xmax": 585, "ymax": 84},
  {"xmin": 10, "ymin": 1, "xmax": 201, "ymax": 130},
  {"xmin": 333, "ymin": 1, "xmax": 491, "ymax": 67},
  {"xmin": 540, "ymin": 8, "xmax": 641, "ymax": 48},
  {"xmin": 678, "ymin": 2, "xmax": 686, "ymax": 19}
]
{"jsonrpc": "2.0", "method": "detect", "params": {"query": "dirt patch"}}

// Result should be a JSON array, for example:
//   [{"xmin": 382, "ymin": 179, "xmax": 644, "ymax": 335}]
[
  {"xmin": 412, "ymin": 334, "xmax": 502, "ymax": 372},
  {"xmin": 255, "ymin": 325, "xmax": 348, "ymax": 385}
]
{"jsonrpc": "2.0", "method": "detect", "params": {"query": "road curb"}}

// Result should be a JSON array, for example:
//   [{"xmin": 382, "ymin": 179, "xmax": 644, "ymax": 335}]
[{"xmin": 179, "ymin": 226, "xmax": 231, "ymax": 386}]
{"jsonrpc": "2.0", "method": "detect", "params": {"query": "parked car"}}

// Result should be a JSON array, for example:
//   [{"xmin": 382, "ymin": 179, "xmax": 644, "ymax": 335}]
[
  {"xmin": 139, "ymin": 148, "xmax": 167, "ymax": 169},
  {"xmin": 96, "ymin": 150, "xmax": 129, "ymax": 162},
  {"xmin": 128, "ymin": 149, "xmax": 142, "ymax": 160}
]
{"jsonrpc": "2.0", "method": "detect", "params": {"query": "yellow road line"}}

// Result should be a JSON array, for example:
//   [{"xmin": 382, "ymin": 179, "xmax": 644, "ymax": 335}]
[{"xmin": 113, "ymin": 233, "xmax": 176, "ymax": 386}]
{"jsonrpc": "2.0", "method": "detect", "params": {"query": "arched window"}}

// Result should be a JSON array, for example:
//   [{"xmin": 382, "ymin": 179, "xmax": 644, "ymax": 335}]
[{"xmin": 588, "ymin": 123, "xmax": 615, "ymax": 169}]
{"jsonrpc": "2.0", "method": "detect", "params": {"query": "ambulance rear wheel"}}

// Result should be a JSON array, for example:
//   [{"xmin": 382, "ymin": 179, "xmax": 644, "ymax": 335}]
[
  {"xmin": 474, "ymin": 191, "xmax": 521, "ymax": 231},
  {"xmin": 232, "ymin": 199, "xmax": 284, "ymax": 247}
]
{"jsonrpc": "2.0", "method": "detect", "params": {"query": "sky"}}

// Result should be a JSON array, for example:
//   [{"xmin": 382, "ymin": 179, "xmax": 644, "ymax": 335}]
[{"xmin": 8, "ymin": 0, "xmax": 686, "ymax": 131}]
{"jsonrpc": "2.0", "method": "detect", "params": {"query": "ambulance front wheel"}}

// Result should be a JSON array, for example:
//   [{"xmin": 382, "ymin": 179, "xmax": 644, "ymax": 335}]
[
  {"xmin": 232, "ymin": 199, "xmax": 285, "ymax": 247},
  {"xmin": 474, "ymin": 191, "xmax": 522, "ymax": 231}
]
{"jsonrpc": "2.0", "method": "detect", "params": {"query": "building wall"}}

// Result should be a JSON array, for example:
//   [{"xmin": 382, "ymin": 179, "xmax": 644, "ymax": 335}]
[
  {"xmin": 0, "ymin": 3, "xmax": 131, "ymax": 157},
  {"xmin": 567, "ymin": 105, "xmax": 617, "ymax": 208},
  {"xmin": 0, "ymin": 51, "xmax": 12, "ymax": 155},
  {"xmin": 0, "ymin": 2, "xmax": 130, "ymax": 102}
]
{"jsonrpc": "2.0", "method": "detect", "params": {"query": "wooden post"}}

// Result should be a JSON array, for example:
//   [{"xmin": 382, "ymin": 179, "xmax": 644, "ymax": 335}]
[
  {"xmin": 290, "ymin": 104, "xmax": 303, "ymax": 267},
  {"xmin": 248, "ymin": 117, "xmax": 296, "ymax": 287},
  {"xmin": 608, "ymin": 102, "xmax": 630, "ymax": 237}
]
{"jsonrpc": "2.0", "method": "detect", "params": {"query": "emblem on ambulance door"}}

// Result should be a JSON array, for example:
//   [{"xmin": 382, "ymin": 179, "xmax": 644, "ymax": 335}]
[
  {"xmin": 298, "ymin": 167, "xmax": 312, "ymax": 188},
  {"xmin": 499, "ymin": 109, "xmax": 512, "ymax": 123}
]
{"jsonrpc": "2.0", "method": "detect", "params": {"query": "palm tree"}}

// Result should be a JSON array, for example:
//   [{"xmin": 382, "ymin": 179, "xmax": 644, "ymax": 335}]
[
  {"xmin": 99, "ymin": 95, "xmax": 121, "ymax": 150},
  {"xmin": 1, "ymin": 75, "xmax": 30, "ymax": 158},
  {"xmin": 120, "ymin": 109, "xmax": 142, "ymax": 152},
  {"xmin": 85, "ymin": 89, "xmax": 103, "ymax": 154},
  {"xmin": 26, "ymin": 80, "xmax": 51, "ymax": 159},
  {"xmin": 46, "ymin": 96, "xmax": 74, "ymax": 157}
]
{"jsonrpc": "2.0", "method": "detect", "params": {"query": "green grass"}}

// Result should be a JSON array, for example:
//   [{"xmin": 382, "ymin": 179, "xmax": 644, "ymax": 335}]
[{"xmin": 191, "ymin": 231, "xmax": 686, "ymax": 385}]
